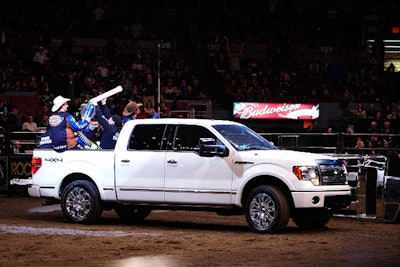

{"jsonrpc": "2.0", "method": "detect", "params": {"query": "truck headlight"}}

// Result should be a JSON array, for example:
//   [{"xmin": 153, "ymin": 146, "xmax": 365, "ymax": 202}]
[{"xmin": 293, "ymin": 166, "xmax": 320, "ymax": 185}]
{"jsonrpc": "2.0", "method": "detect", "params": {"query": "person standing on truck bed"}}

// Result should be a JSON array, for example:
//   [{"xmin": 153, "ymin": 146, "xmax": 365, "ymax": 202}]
[
  {"xmin": 40, "ymin": 95, "xmax": 95, "ymax": 152},
  {"xmin": 122, "ymin": 100, "xmax": 143, "ymax": 125},
  {"xmin": 96, "ymin": 98, "xmax": 122, "ymax": 149}
]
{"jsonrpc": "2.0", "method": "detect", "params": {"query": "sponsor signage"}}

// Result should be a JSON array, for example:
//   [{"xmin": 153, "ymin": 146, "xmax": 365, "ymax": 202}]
[
  {"xmin": 9, "ymin": 155, "xmax": 32, "ymax": 180},
  {"xmin": 233, "ymin": 102, "xmax": 320, "ymax": 120}
]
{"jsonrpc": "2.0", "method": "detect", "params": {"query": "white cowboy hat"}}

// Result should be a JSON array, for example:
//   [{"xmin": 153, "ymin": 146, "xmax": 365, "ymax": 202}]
[
  {"xmin": 52, "ymin": 95, "xmax": 71, "ymax": 112},
  {"xmin": 122, "ymin": 101, "xmax": 143, "ymax": 117}
]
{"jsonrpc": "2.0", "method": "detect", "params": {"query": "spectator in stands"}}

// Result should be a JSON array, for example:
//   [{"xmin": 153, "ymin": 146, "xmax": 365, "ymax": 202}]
[
  {"xmin": 21, "ymin": 114, "xmax": 38, "ymax": 132},
  {"xmin": 5, "ymin": 106, "xmax": 21, "ymax": 132},
  {"xmin": 63, "ymin": 72, "xmax": 80, "ymax": 100},
  {"xmin": 159, "ymin": 101, "xmax": 170, "ymax": 118},
  {"xmin": 366, "ymin": 103, "xmax": 378, "ymax": 122},
  {"xmin": 176, "ymin": 79, "xmax": 188, "ymax": 100},
  {"xmin": 366, "ymin": 135, "xmax": 381, "ymax": 154},
  {"xmin": 69, "ymin": 97, "xmax": 82, "ymax": 119},
  {"xmin": 229, "ymin": 52, "xmax": 241, "ymax": 73},
  {"xmin": 130, "ymin": 19, "xmax": 144, "ymax": 39},
  {"xmin": 325, "ymin": 127, "xmax": 337, "ymax": 152},
  {"xmin": 380, "ymin": 120, "xmax": 396, "ymax": 135},
  {"xmin": 34, "ymin": 104, "xmax": 51, "ymax": 124},
  {"xmin": 132, "ymin": 55, "xmax": 143, "ymax": 76},
  {"xmin": 0, "ymin": 96, "xmax": 11, "ymax": 125},
  {"xmin": 375, "ymin": 111, "xmax": 385, "ymax": 130},
  {"xmin": 345, "ymin": 51, "xmax": 360, "ymax": 86},
  {"xmin": 144, "ymin": 100, "xmax": 156, "ymax": 118},
  {"xmin": 107, "ymin": 100, "xmax": 123, "ymax": 117},
  {"xmin": 392, "ymin": 104, "xmax": 400, "ymax": 132},
  {"xmin": 39, "ymin": 90, "xmax": 55, "ymax": 107},
  {"xmin": 368, "ymin": 120, "xmax": 379, "ymax": 134},
  {"xmin": 12, "ymin": 140, "xmax": 24, "ymax": 154},
  {"xmin": 357, "ymin": 88, "xmax": 373, "ymax": 103},
  {"xmin": 129, "ymin": 84, "xmax": 143, "ymax": 103},
  {"xmin": 355, "ymin": 136, "xmax": 365, "ymax": 154},
  {"xmin": 319, "ymin": 86, "xmax": 332, "ymax": 103},
  {"xmin": 32, "ymin": 46, "xmax": 49, "ymax": 68},
  {"xmin": 37, "ymin": 114, "xmax": 49, "ymax": 128},
  {"xmin": 305, "ymin": 88, "xmax": 319, "ymax": 104},
  {"xmin": 382, "ymin": 103, "xmax": 395, "ymax": 121},
  {"xmin": 355, "ymin": 103, "xmax": 367, "ymax": 119},
  {"xmin": 164, "ymin": 78, "xmax": 177, "ymax": 100},
  {"xmin": 184, "ymin": 85, "xmax": 197, "ymax": 100},
  {"xmin": 191, "ymin": 78, "xmax": 206, "ymax": 101},
  {"xmin": 340, "ymin": 88, "xmax": 355, "ymax": 109},
  {"xmin": 141, "ymin": 73, "xmax": 157, "ymax": 107}
]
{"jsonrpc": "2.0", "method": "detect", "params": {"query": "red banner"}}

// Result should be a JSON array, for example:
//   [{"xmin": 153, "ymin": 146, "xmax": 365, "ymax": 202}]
[{"xmin": 233, "ymin": 102, "xmax": 320, "ymax": 120}]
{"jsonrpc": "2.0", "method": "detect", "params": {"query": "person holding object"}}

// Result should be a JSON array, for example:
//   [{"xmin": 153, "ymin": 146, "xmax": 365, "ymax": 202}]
[
  {"xmin": 95, "ymin": 98, "xmax": 122, "ymax": 149},
  {"xmin": 42, "ymin": 95, "xmax": 95, "ymax": 152}
]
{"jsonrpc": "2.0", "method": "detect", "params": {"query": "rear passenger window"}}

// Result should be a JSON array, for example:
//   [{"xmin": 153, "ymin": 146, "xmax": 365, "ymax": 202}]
[
  {"xmin": 174, "ymin": 125, "xmax": 216, "ymax": 152},
  {"xmin": 129, "ymin": 124, "xmax": 166, "ymax": 150}
]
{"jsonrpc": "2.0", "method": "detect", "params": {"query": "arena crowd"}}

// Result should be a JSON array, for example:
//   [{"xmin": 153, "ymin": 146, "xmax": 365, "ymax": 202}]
[{"xmin": 0, "ymin": 1, "xmax": 400, "ymax": 154}]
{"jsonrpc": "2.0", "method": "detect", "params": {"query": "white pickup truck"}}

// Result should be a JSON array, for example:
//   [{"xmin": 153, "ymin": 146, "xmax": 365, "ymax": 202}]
[{"xmin": 28, "ymin": 118, "xmax": 352, "ymax": 233}]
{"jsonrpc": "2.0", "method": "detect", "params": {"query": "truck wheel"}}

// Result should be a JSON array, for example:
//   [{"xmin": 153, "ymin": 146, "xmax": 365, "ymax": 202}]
[
  {"xmin": 61, "ymin": 180, "xmax": 103, "ymax": 224},
  {"xmin": 292, "ymin": 210, "xmax": 332, "ymax": 230},
  {"xmin": 244, "ymin": 185, "xmax": 290, "ymax": 234},
  {"xmin": 114, "ymin": 205, "xmax": 151, "ymax": 223}
]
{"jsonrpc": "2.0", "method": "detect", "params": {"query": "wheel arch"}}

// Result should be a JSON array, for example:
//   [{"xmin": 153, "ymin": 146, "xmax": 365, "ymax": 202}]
[
  {"xmin": 59, "ymin": 173, "xmax": 97, "ymax": 197},
  {"xmin": 241, "ymin": 175, "xmax": 294, "ymax": 210}
]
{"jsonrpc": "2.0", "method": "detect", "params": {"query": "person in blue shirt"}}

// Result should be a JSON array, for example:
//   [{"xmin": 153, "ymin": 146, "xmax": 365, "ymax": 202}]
[
  {"xmin": 40, "ymin": 95, "xmax": 94, "ymax": 152},
  {"xmin": 96, "ymin": 98, "xmax": 122, "ymax": 149}
]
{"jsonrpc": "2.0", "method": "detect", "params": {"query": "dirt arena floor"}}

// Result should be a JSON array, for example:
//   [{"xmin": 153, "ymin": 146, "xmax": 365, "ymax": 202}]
[{"xmin": 0, "ymin": 192, "xmax": 399, "ymax": 267}]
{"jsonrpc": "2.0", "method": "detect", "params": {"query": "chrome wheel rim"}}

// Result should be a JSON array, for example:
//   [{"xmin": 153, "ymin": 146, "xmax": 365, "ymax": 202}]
[
  {"xmin": 249, "ymin": 192, "xmax": 276, "ymax": 230},
  {"xmin": 65, "ymin": 187, "xmax": 92, "ymax": 220}
]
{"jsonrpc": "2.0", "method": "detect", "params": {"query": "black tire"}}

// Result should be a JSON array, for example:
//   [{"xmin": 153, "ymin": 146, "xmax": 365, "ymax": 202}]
[
  {"xmin": 60, "ymin": 180, "xmax": 103, "ymax": 224},
  {"xmin": 114, "ymin": 205, "xmax": 151, "ymax": 223},
  {"xmin": 292, "ymin": 209, "xmax": 332, "ymax": 230},
  {"xmin": 244, "ymin": 185, "xmax": 290, "ymax": 234}
]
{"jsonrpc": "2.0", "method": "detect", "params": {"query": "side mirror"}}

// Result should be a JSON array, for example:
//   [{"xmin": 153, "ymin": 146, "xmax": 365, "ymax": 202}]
[{"xmin": 199, "ymin": 138, "xmax": 229, "ymax": 157}]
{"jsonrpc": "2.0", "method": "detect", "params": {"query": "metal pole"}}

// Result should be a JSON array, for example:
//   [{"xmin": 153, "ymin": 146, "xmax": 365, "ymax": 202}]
[{"xmin": 157, "ymin": 42, "xmax": 161, "ymax": 116}]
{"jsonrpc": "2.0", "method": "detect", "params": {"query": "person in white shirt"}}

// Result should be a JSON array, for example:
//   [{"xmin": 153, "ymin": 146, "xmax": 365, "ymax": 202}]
[{"xmin": 21, "ymin": 115, "xmax": 38, "ymax": 132}]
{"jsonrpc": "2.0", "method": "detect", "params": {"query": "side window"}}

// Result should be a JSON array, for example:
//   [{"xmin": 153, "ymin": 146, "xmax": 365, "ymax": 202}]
[
  {"xmin": 174, "ymin": 125, "xmax": 216, "ymax": 152},
  {"xmin": 129, "ymin": 124, "xmax": 166, "ymax": 150}
]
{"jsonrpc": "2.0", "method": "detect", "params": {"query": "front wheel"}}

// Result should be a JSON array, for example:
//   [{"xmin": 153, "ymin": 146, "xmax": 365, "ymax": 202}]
[
  {"xmin": 244, "ymin": 185, "xmax": 290, "ymax": 234},
  {"xmin": 60, "ymin": 180, "xmax": 103, "ymax": 224}
]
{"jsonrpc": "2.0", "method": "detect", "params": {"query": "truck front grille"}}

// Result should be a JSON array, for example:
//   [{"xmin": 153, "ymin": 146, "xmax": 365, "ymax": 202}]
[{"xmin": 318, "ymin": 160, "xmax": 348, "ymax": 185}]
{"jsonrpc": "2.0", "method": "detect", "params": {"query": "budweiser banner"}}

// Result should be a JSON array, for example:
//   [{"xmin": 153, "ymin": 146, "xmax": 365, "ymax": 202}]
[{"xmin": 233, "ymin": 102, "xmax": 320, "ymax": 120}]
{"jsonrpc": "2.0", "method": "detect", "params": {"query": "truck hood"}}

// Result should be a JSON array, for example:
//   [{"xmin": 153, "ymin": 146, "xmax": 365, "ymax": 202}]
[{"xmin": 237, "ymin": 149, "xmax": 338, "ymax": 166}]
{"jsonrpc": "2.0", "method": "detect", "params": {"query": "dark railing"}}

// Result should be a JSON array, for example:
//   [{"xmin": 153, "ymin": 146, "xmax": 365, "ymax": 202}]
[{"xmin": 259, "ymin": 132, "xmax": 400, "ymax": 155}]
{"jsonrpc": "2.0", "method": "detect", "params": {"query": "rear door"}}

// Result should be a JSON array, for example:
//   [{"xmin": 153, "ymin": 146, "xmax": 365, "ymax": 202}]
[{"xmin": 115, "ymin": 124, "xmax": 167, "ymax": 202}]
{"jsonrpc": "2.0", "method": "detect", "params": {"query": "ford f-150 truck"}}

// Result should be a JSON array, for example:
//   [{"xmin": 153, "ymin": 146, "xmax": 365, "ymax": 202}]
[{"xmin": 28, "ymin": 118, "xmax": 352, "ymax": 233}]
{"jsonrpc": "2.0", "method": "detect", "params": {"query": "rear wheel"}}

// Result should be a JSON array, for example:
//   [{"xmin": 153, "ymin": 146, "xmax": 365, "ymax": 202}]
[
  {"xmin": 114, "ymin": 205, "xmax": 152, "ymax": 223},
  {"xmin": 60, "ymin": 180, "xmax": 103, "ymax": 224},
  {"xmin": 244, "ymin": 185, "xmax": 290, "ymax": 234}
]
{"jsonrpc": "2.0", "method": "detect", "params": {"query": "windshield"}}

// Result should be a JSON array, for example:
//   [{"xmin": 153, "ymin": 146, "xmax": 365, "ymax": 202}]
[{"xmin": 213, "ymin": 124, "xmax": 277, "ymax": 151}]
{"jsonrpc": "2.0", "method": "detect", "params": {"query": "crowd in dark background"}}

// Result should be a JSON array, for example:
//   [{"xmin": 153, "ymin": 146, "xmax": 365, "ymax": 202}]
[{"xmin": 0, "ymin": 0, "xmax": 400, "ymax": 143}]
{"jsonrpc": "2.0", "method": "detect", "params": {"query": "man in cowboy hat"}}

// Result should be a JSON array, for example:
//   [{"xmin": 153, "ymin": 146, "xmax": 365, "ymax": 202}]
[
  {"xmin": 40, "ymin": 95, "xmax": 95, "ymax": 152},
  {"xmin": 122, "ymin": 101, "xmax": 143, "ymax": 125}
]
